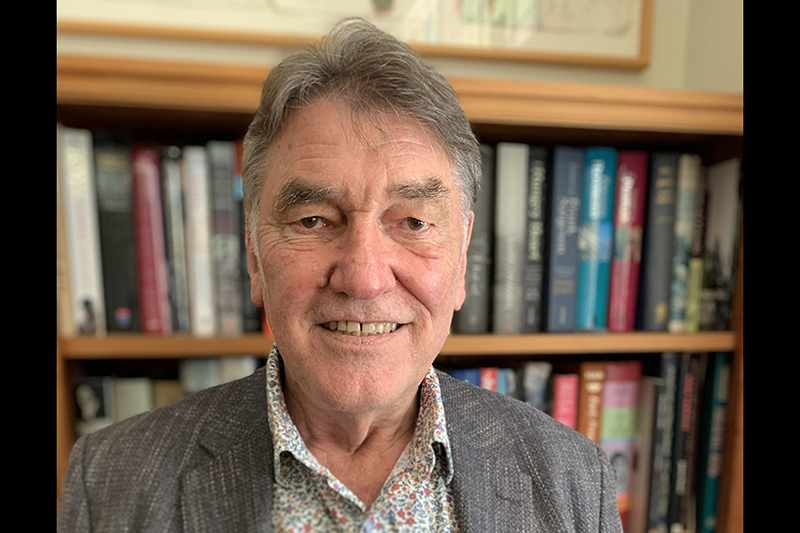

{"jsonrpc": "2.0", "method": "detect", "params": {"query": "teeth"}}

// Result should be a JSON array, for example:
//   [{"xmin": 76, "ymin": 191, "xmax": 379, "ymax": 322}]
[{"xmin": 324, "ymin": 321, "xmax": 400, "ymax": 336}]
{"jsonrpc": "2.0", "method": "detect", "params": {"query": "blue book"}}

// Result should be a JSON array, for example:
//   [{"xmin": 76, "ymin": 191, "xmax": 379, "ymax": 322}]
[
  {"xmin": 696, "ymin": 353, "xmax": 732, "ymax": 533},
  {"xmin": 576, "ymin": 147, "xmax": 617, "ymax": 330},
  {"xmin": 447, "ymin": 368, "xmax": 481, "ymax": 387},
  {"xmin": 545, "ymin": 146, "xmax": 584, "ymax": 332}
]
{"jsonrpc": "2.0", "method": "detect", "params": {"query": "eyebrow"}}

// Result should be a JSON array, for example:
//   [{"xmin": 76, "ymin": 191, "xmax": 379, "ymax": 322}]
[
  {"xmin": 273, "ymin": 178, "xmax": 337, "ymax": 212},
  {"xmin": 272, "ymin": 175, "xmax": 452, "ymax": 212}
]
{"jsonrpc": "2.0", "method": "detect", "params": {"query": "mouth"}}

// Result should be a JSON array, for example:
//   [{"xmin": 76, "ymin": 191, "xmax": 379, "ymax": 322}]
[{"xmin": 321, "ymin": 320, "xmax": 402, "ymax": 337}]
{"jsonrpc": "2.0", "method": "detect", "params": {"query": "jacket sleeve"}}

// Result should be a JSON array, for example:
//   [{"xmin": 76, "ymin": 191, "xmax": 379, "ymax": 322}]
[
  {"xmin": 597, "ymin": 446, "xmax": 624, "ymax": 533},
  {"xmin": 57, "ymin": 436, "xmax": 92, "ymax": 532}
]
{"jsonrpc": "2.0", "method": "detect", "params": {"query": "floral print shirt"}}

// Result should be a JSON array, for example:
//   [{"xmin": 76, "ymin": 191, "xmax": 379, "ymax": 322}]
[{"xmin": 266, "ymin": 346, "xmax": 459, "ymax": 532}]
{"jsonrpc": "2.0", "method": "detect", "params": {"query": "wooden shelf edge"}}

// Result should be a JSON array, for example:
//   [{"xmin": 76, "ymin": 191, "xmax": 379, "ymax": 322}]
[{"xmin": 60, "ymin": 331, "xmax": 735, "ymax": 359}]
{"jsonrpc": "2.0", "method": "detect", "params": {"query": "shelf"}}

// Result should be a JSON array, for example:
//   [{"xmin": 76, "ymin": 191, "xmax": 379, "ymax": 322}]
[{"xmin": 59, "ymin": 331, "xmax": 736, "ymax": 359}]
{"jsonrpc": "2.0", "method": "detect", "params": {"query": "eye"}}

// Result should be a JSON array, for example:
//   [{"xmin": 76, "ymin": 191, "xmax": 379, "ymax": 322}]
[
  {"xmin": 404, "ymin": 217, "xmax": 430, "ymax": 232},
  {"xmin": 298, "ymin": 216, "xmax": 325, "ymax": 229}
]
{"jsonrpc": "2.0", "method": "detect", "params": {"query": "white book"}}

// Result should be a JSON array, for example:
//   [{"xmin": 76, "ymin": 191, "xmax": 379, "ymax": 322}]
[
  {"xmin": 112, "ymin": 377, "xmax": 153, "ymax": 422},
  {"xmin": 219, "ymin": 356, "xmax": 259, "ymax": 384},
  {"xmin": 182, "ymin": 146, "xmax": 217, "ymax": 337},
  {"xmin": 493, "ymin": 142, "xmax": 530, "ymax": 334},
  {"xmin": 59, "ymin": 127, "xmax": 106, "ymax": 336}
]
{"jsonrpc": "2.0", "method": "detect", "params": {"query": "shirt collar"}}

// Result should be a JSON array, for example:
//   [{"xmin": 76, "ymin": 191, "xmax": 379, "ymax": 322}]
[{"xmin": 265, "ymin": 344, "xmax": 454, "ymax": 484}]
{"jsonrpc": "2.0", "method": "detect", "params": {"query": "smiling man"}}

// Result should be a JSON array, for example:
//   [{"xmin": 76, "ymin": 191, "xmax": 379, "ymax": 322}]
[{"xmin": 58, "ymin": 18, "xmax": 622, "ymax": 533}]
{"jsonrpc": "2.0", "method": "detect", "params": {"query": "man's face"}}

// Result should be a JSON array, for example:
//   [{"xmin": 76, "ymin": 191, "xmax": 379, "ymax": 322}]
[{"xmin": 247, "ymin": 98, "xmax": 471, "ymax": 416}]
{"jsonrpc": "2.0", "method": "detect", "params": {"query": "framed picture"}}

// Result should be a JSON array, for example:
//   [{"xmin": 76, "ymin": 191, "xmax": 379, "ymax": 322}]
[{"xmin": 57, "ymin": 0, "xmax": 652, "ymax": 69}]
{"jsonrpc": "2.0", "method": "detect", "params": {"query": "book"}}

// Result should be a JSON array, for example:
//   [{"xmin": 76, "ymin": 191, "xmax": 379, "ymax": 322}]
[
  {"xmin": 552, "ymin": 373, "xmax": 579, "ymax": 429},
  {"xmin": 152, "ymin": 380, "xmax": 185, "ymax": 408},
  {"xmin": 59, "ymin": 127, "xmax": 106, "ymax": 336},
  {"xmin": 208, "ymin": 141, "xmax": 243, "ymax": 336},
  {"xmin": 57, "ymin": 124, "xmax": 75, "ymax": 338},
  {"xmin": 219, "ymin": 356, "xmax": 259, "ymax": 384},
  {"xmin": 132, "ymin": 148, "xmax": 173, "ymax": 335},
  {"xmin": 522, "ymin": 147, "xmax": 548, "ymax": 332},
  {"xmin": 73, "ymin": 376, "xmax": 115, "ymax": 436},
  {"xmin": 647, "ymin": 353, "xmax": 680, "ymax": 533},
  {"xmin": 638, "ymin": 152, "xmax": 680, "ymax": 331},
  {"xmin": 447, "ymin": 368, "xmax": 481, "ymax": 387},
  {"xmin": 699, "ymin": 158, "xmax": 742, "ymax": 331},
  {"xmin": 545, "ymin": 146, "xmax": 584, "ymax": 332},
  {"xmin": 669, "ymin": 154, "xmax": 703, "ymax": 333},
  {"xmin": 182, "ymin": 146, "xmax": 217, "ymax": 337},
  {"xmin": 94, "ymin": 138, "xmax": 139, "ymax": 332},
  {"xmin": 112, "ymin": 377, "xmax": 154, "ymax": 423},
  {"xmin": 668, "ymin": 353, "xmax": 703, "ymax": 533},
  {"xmin": 577, "ymin": 361, "xmax": 605, "ymax": 443},
  {"xmin": 599, "ymin": 360, "xmax": 643, "ymax": 531},
  {"xmin": 493, "ymin": 143, "xmax": 530, "ymax": 334},
  {"xmin": 455, "ymin": 143, "xmax": 495, "ymax": 333},
  {"xmin": 576, "ymin": 147, "xmax": 617, "ymax": 330},
  {"xmin": 607, "ymin": 150, "xmax": 649, "ymax": 332},
  {"xmin": 161, "ymin": 146, "xmax": 192, "ymax": 333},
  {"xmin": 480, "ymin": 367, "xmax": 499, "ymax": 391},
  {"xmin": 684, "ymin": 168, "xmax": 708, "ymax": 333},
  {"xmin": 522, "ymin": 361, "xmax": 552, "ymax": 412},
  {"xmin": 628, "ymin": 375, "xmax": 660, "ymax": 533},
  {"xmin": 695, "ymin": 353, "xmax": 732, "ymax": 533},
  {"xmin": 234, "ymin": 141, "xmax": 262, "ymax": 333},
  {"xmin": 179, "ymin": 359, "xmax": 221, "ymax": 394}
]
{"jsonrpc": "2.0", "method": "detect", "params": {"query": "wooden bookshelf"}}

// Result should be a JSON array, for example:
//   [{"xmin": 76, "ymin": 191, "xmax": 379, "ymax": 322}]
[{"xmin": 56, "ymin": 54, "xmax": 743, "ymax": 532}]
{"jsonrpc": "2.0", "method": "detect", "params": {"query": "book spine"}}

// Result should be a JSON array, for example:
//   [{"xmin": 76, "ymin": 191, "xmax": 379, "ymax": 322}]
[
  {"xmin": 669, "ymin": 154, "xmax": 702, "ymax": 333},
  {"xmin": 522, "ymin": 147, "xmax": 548, "ymax": 332},
  {"xmin": 639, "ymin": 152, "xmax": 680, "ymax": 331},
  {"xmin": 182, "ymin": 146, "xmax": 217, "ymax": 337},
  {"xmin": 57, "ymin": 124, "xmax": 75, "ymax": 338},
  {"xmin": 684, "ymin": 168, "xmax": 708, "ymax": 333},
  {"xmin": 59, "ymin": 127, "xmax": 106, "ymax": 336},
  {"xmin": 696, "ymin": 353, "xmax": 732, "ymax": 533},
  {"xmin": 607, "ymin": 150, "xmax": 648, "ymax": 332},
  {"xmin": 523, "ymin": 361, "xmax": 553, "ymax": 412},
  {"xmin": 545, "ymin": 146, "xmax": 584, "ymax": 332},
  {"xmin": 234, "ymin": 140, "xmax": 262, "ymax": 333},
  {"xmin": 647, "ymin": 352, "xmax": 680, "ymax": 533},
  {"xmin": 493, "ymin": 143, "xmax": 529, "ymax": 334},
  {"xmin": 455, "ymin": 143, "xmax": 494, "ymax": 333},
  {"xmin": 576, "ymin": 147, "xmax": 617, "ymax": 330},
  {"xmin": 699, "ymin": 158, "xmax": 742, "ymax": 331},
  {"xmin": 95, "ymin": 139, "xmax": 139, "ymax": 332},
  {"xmin": 577, "ymin": 361, "xmax": 605, "ymax": 443},
  {"xmin": 208, "ymin": 141, "xmax": 243, "ymax": 336},
  {"xmin": 161, "ymin": 146, "xmax": 192, "ymax": 333},
  {"xmin": 552, "ymin": 373, "xmax": 579, "ymax": 429},
  {"xmin": 480, "ymin": 367, "xmax": 499, "ymax": 391},
  {"xmin": 448, "ymin": 368, "xmax": 481, "ymax": 387},
  {"xmin": 132, "ymin": 148, "xmax": 172, "ymax": 335}
]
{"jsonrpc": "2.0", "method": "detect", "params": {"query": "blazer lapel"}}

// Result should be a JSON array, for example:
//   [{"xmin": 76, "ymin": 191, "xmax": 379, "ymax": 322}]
[{"xmin": 180, "ymin": 367, "xmax": 274, "ymax": 533}]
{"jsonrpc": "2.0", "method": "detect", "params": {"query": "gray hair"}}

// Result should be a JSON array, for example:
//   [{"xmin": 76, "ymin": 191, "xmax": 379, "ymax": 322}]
[{"xmin": 241, "ymin": 17, "xmax": 481, "ymax": 227}]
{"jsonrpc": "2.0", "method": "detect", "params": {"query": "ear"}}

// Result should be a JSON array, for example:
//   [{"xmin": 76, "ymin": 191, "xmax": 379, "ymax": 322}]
[
  {"xmin": 245, "ymin": 216, "xmax": 265, "ymax": 309},
  {"xmin": 453, "ymin": 211, "xmax": 474, "ymax": 312}
]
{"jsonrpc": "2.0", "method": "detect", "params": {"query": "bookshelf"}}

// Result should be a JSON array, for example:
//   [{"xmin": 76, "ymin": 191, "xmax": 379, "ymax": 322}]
[{"xmin": 56, "ymin": 54, "xmax": 743, "ymax": 532}]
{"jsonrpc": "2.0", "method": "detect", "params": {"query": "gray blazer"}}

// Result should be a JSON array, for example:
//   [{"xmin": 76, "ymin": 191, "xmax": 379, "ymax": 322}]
[{"xmin": 58, "ymin": 366, "xmax": 622, "ymax": 532}]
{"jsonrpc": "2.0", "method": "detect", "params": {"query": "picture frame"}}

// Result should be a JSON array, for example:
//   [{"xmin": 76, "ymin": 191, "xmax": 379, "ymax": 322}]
[{"xmin": 57, "ymin": 0, "xmax": 653, "ymax": 70}]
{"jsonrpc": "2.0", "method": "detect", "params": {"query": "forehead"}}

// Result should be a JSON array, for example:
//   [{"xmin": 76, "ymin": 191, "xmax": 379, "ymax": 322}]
[{"xmin": 262, "ymin": 99, "xmax": 458, "ymax": 204}]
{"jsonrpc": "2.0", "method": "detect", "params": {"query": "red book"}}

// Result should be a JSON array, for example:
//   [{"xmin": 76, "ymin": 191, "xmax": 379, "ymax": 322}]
[
  {"xmin": 133, "ymin": 148, "xmax": 172, "ymax": 334},
  {"xmin": 552, "ymin": 374, "xmax": 579, "ymax": 429},
  {"xmin": 607, "ymin": 151, "xmax": 649, "ymax": 332},
  {"xmin": 480, "ymin": 368, "xmax": 498, "ymax": 391}
]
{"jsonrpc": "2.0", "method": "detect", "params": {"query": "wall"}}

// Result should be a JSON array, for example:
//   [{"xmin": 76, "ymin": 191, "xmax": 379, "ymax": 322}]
[{"xmin": 57, "ymin": 0, "xmax": 743, "ymax": 94}]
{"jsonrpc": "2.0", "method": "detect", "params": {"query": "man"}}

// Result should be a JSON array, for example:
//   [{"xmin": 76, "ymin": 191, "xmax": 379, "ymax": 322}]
[{"xmin": 58, "ymin": 18, "xmax": 622, "ymax": 532}]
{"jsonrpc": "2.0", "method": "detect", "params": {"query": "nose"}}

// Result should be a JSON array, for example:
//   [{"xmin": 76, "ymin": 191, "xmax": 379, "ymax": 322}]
[{"xmin": 327, "ymin": 219, "xmax": 397, "ymax": 300}]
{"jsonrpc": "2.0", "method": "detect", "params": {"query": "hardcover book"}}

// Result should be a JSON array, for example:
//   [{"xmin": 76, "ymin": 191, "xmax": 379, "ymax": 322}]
[
  {"xmin": 94, "ymin": 138, "xmax": 139, "ymax": 332},
  {"xmin": 684, "ymin": 167, "xmax": 708, "ymax": 333},
  {"xmin": 638, "ymin": 152, "xmax": 680, "ymax": 331},
  {"xmin": 493, "ymin": 143, "xmax": 530, "ymax": 334},
  {"xmin": 455, "ymin": 143, "xmax": 495, "ymax": 333},
  {"xmin": 577, "ymin": 361, "xmax": 605, "ymax": 443},
  {"xmin": 161, "ymin": 146, "xmax": 192, "ymax": 333},
  {"xmin": 522, "ymin": 147, "xmax": 548, "ymax": 332},
  {"xmin": 669, "ymin": 154, "xmax": 702, "ymax": 333},
  {"xmin": 607, "ymin": 151, "xmax": 648, "ymax": 332},
  {"xmin": 576, "ymin": 147, "xmax": 617, "ymax": 330},
  {"xmin": 545, "ymin": 146, "xmax": 584, "ymax": 332},
  {"xmin": 552, "ymin": 373, "xmax": 579, "ymax": 429}
]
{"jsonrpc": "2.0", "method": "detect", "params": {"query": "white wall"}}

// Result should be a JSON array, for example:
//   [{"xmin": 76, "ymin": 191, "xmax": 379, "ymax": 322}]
[{"xmin": 56, "ymin": 0, "xmax": 743, "ymax": 94}]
